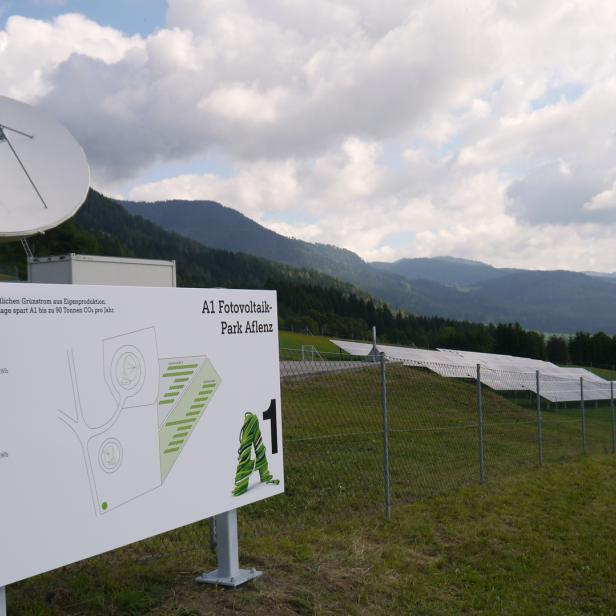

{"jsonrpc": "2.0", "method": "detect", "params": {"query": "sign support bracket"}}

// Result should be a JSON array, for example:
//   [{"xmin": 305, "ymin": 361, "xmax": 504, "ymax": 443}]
[{"xmin": 195, "ymin": 509, "xmax": 262, "ymax": 588}]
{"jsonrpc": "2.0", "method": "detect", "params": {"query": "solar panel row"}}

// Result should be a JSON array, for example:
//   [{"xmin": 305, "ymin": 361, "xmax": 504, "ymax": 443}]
[{"xmin": 329, "ymin": 340, "xmax": 613, "ymax": 403}]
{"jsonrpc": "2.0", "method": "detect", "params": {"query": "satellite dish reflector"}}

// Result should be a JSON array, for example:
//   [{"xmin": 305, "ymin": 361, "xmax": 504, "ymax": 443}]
[{"xmin": 0, "ymin": 96, "xmax": 90, "ymax": 241}]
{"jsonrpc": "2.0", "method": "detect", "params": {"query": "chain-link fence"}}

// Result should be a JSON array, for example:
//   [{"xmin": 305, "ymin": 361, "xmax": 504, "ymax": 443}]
[
  {"xmin": 280, "ymin": 354, "xmax": 384, "ymax": 517},
  {"xmin": 278, "ymin": 350, "xmax": 616, "ymax": 520}
]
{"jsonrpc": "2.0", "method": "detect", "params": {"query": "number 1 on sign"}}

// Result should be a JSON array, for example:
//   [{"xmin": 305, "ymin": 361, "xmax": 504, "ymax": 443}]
[{"xmin": 262, "ymin": 399, "xmax": 278, "ymax": 454}]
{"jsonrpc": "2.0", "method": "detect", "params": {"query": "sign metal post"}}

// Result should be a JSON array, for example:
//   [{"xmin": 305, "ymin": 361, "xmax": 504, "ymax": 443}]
[{"xmin": 196, "ymin": 509, "xmax": 261, "ymax": 587}]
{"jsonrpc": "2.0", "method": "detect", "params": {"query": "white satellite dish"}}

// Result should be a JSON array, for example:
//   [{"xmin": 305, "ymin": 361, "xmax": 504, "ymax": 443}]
[{"xmin": 0, "ymin": 96, "xmax": 90, "ymax": 241}]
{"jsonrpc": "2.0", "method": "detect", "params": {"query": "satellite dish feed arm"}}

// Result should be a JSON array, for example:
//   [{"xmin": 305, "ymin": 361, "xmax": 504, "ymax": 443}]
[
  {"xmin": 0, "ymin": 123, "xmax": 33, "ymax": 139},
  {"xmin": 0, "ymin": 127, "xmax": 47, "ymax": 209}
]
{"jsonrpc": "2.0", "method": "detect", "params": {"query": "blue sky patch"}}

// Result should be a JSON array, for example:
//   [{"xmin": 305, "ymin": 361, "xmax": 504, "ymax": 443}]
[
  {"xmin": 2, "ymin": 0, "xmax": 167, "ymax": 36},
  {"xmin": 530, "ymin": 82, "xmax": 585, "ymax": 111},
  {"xmin": 136, "ymin": 150, "xmax": 235, "ymax": 184},
  {"xmin": 263, "ymin": 211, "xmax": 317, "ymax": 227},
  {"xmin": 380, "ymin": 231, "xmax": 416, "ymax": 251}
]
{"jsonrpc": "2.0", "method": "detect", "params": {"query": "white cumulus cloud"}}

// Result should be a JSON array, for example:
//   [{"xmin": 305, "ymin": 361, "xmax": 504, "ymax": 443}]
[{"xmin": 4, "ymin": 0, "xmax": 616, "ymax": 270}]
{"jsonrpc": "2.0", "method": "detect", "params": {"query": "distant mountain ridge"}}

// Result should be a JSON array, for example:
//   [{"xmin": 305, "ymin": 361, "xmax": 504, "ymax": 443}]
[
  {"xmin": 124, "ymin": 199, "xmax": 360, "ymax": 274},
  {"xmin": 377, "ymin": 256, "xmax": 616, "ymax": 288},
  {"xmin": 123, "ymin": 199, "xmax": 430, "ymax": 313},
  {"xmin": 372, "ymin": 257, "xmax": 519, "ymax": 287},
  {"xmin": 122, "ymin": 198, "xmax": 616, "ymax": 333},
  {"xmin": 584, "ymin": 271, "xmax": 616, "ymax": 283}
]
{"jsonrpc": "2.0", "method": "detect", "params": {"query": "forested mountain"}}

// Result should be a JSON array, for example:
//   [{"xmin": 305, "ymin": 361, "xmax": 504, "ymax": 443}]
[
  {"xmin": 123, "ymin": 199, "xmax": 357, "ymax": 274},
  {"xmin": 123, "ymin": 198, "xmax": 616, "ymax": 334},
  {"xmin": 4, "ymin": 190, "xmax": 616, "ymax": 367},
  {"xmin": 123, "ymin": 199, "xmax": 429, "ymax": 312},
  {"xmin": 0, "ymin": 190, "xmax": 503, "ymax": 351}
]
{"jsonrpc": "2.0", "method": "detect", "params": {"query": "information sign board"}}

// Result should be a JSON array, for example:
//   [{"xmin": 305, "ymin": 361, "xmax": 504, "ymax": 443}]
[{"xmin": 0, "ymin": 283, "xmax": 283, "ymax": 587}]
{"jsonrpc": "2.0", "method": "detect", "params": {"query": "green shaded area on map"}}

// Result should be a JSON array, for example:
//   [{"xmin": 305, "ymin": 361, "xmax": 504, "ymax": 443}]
[{"xmin": 157, "ymin": 357, "xmax": 221, "ymax": 482}]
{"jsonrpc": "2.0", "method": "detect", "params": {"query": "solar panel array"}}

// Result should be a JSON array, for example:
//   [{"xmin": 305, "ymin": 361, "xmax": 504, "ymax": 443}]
[{"xmin": 329, "ymin": 340, "xmax": 613, "ymax": 403}]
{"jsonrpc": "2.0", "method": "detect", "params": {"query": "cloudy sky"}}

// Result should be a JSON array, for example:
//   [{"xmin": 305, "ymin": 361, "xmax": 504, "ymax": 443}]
[{"xmin": 2, "ymin": 0, "xmax": 616, "ymax": 271}]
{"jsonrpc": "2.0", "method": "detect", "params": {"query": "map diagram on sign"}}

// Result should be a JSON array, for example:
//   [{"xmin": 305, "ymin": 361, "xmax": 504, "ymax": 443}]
[{"xmin": 58, "ymin": 327, "xmax": 221, "ymax": 516}]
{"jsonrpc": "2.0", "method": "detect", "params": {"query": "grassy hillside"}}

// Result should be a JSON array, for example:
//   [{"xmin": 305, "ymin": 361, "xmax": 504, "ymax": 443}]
[
  {"xmin": 9, "ymin": 364, "xmax": 616, "ymax": 614},
  {"xmin": 577, "ymin": 366, "xmax": 616, "ymax": 381},
  {"xmin": 278, "ymin": 330, "xmax": 345, "ymax": 356},
  {"xmin": 279, "ymin": 363, "xmax": 612, "ymax": 514}
]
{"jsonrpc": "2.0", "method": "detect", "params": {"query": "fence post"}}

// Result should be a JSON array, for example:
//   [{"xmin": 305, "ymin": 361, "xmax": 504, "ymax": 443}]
[
  {"xmin": 380, "ymin": 352, "xmax": 391, "ymax": 520},
  {"xmin": 476, "ymin": 364, "xmax": 485, "ymax": 483},
  {"xmin": 536, "ymin": 371, "xmax": 543, "ymax": 466},
  {"xmin": 580, "ymin": 377, "xmax": 587, "ymax": 455},
  {"xmin": 611, "ymin": 381, "xmax": 615, "ymax": 455}
]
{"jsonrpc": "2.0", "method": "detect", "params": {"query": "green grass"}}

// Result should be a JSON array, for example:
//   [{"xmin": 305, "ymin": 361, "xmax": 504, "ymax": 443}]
[
  {"xmin": 583, "ymin": 366, "xmax": 616, "ymax": 380},
  {"xmin": 278, "ymin": 330, "xmax": 349, "ymax": 359},
  {"xmin": 238, "ymin": 456, "xmax": 616, "ymax": 616},
  {"xmin": 9, "ymin": 364, "xmax": 616, "ymax": 614},
  {"xmin": 557, "ymin": 364, "xmax": 616, "ymax": 380},
  {"xmin": 13, "ymin": 458, "xmax": 616, "ymax": 615}
]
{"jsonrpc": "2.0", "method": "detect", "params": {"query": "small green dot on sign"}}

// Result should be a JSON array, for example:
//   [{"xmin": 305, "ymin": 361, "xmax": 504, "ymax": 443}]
[{"xmin": 102, "ymin": 502, "xmax": 108, "ymax": 511}]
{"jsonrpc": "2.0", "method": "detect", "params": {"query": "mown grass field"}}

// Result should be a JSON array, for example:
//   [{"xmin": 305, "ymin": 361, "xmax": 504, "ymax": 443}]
[
  {"xmin": 580, "ymin": 366, "xmax": 616, "ymax": 380},
  {"xmin": 9, "ymin": 364, "xmax": 616, "ymax": 614},
  {"xmin": 278, "ymin": 330, "xmax": 346, "ymax": 358}
]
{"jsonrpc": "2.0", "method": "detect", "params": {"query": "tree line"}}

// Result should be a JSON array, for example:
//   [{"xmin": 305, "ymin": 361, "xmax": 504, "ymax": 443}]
[{"xmin": 276, "ymin": 279, "xmax": 616, "ymax": 368}]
